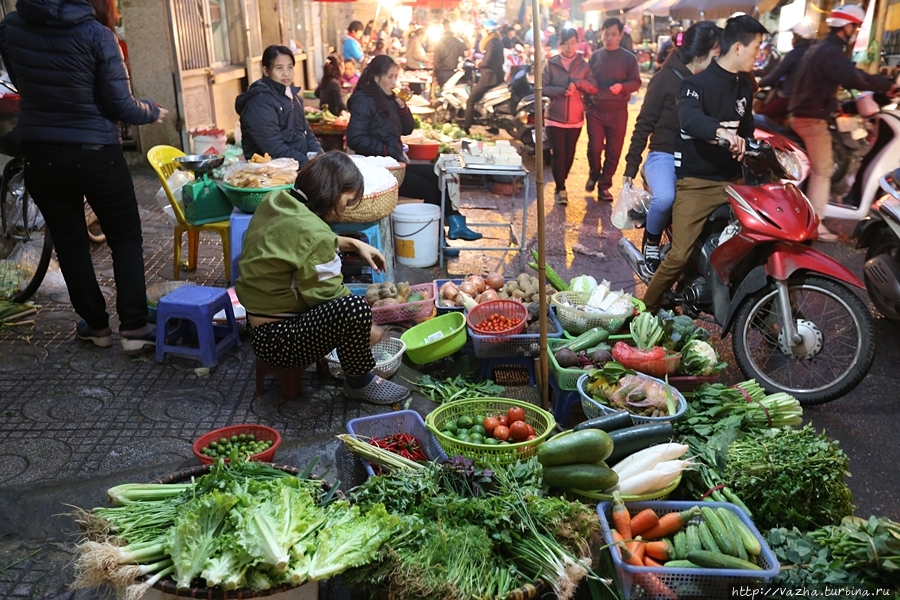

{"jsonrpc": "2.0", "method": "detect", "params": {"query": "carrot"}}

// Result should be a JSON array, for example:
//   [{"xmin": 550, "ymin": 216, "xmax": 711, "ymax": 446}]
[
  {"xmin": 643, "ymin": 556, "xmax": 664, "ymax": 568},
  {"xmin": 611, "ymin": 492, "xmax": 632, "ymax": 540},
  {"xmin": 641, "ymin": 507, "xmax": 701, "ymax": 540},
  {"xmin": 636, "ymin": 573, "xmax": 680, "ymax": 600},
  {"xmin": 627, "ymin": 537, "xmax": 645, "ymax": 563},
  {"xmin": 630, "ymin": 508, "xmax": 660, "ymax": 536},
  {"xmin": 645, "ymin": 540, "xmax": 675, "ymax": 561},
  {"xmin": 610, "ymin": 529, "xmax": 625, "ymax": 559}
]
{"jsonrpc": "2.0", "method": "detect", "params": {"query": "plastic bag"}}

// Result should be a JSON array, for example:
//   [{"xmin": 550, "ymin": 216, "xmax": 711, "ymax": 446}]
[
  {"xmin": 156, "ymin": 171, "xmax": 193, "ymax": 226},
  {"xmin": 222, "ymin": 157, "xmax": 299, "ymax": 188},
  {"xmin": 612, "ymin": 181, "xmax": 652, "ymax": 230}
]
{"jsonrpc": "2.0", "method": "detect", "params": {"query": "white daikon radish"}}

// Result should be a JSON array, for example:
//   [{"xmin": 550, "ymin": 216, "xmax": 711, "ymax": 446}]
[
  {"xmin": 650, "ymin": 459, "xmax": 694, "ymax": 475},
  {"xmin": 612, "ymin": 443, "xmax": 690, "ymax": 481},
  {"xmin": 615, "ymin": 468, "xmax": 683, "ymax": 496}
]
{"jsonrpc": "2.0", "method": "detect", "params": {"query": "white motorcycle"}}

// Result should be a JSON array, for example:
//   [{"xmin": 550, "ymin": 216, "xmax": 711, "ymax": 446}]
[{"xmin": 854, "ymin": 168, "xmax": 900, "ymax": 319}]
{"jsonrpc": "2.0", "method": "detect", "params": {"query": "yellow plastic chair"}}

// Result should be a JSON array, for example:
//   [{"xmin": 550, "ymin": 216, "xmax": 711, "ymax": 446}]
[{"xmin": 147, "ymin": 145, "xmax": 231, "ymax": 283}]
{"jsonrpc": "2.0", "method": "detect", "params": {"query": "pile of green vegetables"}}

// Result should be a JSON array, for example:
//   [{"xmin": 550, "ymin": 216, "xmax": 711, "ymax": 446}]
[
  {"xmin": 344, "ymin": 458, "xmax": 608, "ymax": 600},
  {"xmin": 411, "ymin": 375, "xmax": 504, "ymax": 404},
  {"xmin": 71, "ymin": 459, "xmax": 396, "ymax": 600}
]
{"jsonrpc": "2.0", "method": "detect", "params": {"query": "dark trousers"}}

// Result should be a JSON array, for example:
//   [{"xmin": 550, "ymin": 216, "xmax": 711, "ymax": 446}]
[
  {"xmin": 435, "ymin": 69, "xmax": 454, "ymax": 88},
  {"xmin": 23, "ymin": 142, "xmax": 148, "ymax": 331},
  {"xmin": 548, "ymin": 126, "xmax": 581, "ymax": 192},
  {"xmin": 463, "ymin": 70, "xmax": 502, "ymax": 130},
  {"xmin": 400, "ymin": 163, "xmax": 458, "ymax": 216},
  {"xmin": 586, "ymin": 105, "xmax": 628, "ymax": 190}
]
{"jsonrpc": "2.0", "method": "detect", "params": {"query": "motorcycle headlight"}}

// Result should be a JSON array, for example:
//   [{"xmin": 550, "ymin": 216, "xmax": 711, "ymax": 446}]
[{"xmin": 775, "ymin": 148, "xmax": 802, "ymax": 182}]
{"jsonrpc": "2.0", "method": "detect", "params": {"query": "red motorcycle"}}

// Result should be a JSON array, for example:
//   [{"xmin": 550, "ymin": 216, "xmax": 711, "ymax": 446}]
[{"xmin": 619, "ymin": 138, "xmax": 875, "ymax": 405}]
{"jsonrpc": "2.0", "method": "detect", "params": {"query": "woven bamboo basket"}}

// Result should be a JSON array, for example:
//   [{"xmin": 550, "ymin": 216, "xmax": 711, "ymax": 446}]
[
  {"xmin": 338, "ymin": 180, "xmax": 400, "ymax": 223},
  {"xmin": 386, "ymin": 163, "xmax": 406, "ymax": 186}
]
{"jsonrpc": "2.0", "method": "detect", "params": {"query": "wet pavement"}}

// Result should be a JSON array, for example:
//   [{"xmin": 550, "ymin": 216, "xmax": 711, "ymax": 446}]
[{"xmin": 1, "ymin": 88, "xmax": 899, "ymax": 599}]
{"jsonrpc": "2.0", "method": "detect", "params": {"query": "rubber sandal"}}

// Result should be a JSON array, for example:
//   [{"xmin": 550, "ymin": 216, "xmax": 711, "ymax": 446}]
[
  {"xmin": 120, "ymin": 326, "xmax": 156, "ymax": 353},
  {"xmin": 76, "ymin": 320, "xmax": 112, "ymax": 348},
  {"xmin": 343, "ymin": 376, "xmax": 411, "ymax": 405}
]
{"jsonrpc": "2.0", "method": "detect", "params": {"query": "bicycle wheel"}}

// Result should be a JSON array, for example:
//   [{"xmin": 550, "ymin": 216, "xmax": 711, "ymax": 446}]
[{"xmin": 0, "ymin": 157, "xmax": 53, "ymax": 303}]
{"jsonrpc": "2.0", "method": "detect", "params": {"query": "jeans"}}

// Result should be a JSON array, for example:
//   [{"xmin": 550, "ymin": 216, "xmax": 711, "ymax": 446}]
[
  {"xmin": 586, "ymin": 105, "xmax": 628, "ymax": 189},
  {"xmin": 548, "ymin": 126, "xmax": 582, "ymax": 192},
  {"xmin": 790, "ymin": 116, "xmax": 832, "ymax": 218},
  {"xmin": 23, "ymin": 142, "xmax": 149, "ymax": 331},
  {"xmin": 643, "ymin": 152, "xmax": 676, "ymax": 236}
]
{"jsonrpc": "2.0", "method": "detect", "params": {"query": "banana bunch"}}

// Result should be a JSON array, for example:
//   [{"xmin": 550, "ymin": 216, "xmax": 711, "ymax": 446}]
[{"xmin": 321, "ymin": 106, "xmax": 339, "ymax": 123}]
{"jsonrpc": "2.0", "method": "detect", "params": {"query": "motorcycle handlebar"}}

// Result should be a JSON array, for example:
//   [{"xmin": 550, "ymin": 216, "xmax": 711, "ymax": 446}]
[{"xmin": 715, "ymin": 137, "xmax": 763, "ymax": 159}]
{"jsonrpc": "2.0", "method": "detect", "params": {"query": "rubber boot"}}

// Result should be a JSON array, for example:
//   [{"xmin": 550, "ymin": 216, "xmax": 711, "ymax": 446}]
[
  {"xmin": 446, "ymin": 214, "xmax": 482, "ymax": 240},
  {"xmin": 443, "ymin": 247, "xmax": 460, "ymax": 257}
]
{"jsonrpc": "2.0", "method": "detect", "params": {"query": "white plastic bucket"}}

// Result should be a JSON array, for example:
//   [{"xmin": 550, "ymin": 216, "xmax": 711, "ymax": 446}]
[
  {"xmin": 391, "ymin": 204, "xmax": 440, "ymax": 267},
  {"xmin": 191, "ymin": 133, "xmax": 227, "ymax": 155}
]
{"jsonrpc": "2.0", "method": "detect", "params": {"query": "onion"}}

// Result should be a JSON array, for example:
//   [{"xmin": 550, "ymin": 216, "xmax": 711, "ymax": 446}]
[
  {"xmin": 441, "ymin": 283, "xmax": 459, "ymax": 301},
  {"xmin": 459, "ymin": 281, "xmax": 476, "ymax": 296},
  {"xmin": 468, "ymin": 275, "xmax": 486, "ymax": 293},
  {"xmin": 485, "ymin": 273, "xmax": 505, "ymax": 290},
  {"xmin": 480, "ymin": 289, "xmax": 499, "ymax": 303}
]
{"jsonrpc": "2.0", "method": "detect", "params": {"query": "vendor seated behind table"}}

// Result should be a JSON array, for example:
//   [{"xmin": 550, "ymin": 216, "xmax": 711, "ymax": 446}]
[
  {"xmin": 314, "ymin": 56, "xmax": 347, "ymax": 114},
  {"xmin": 346, "ymin": 55, "xmax": 482, "ymax": 245},
  {"xmin": 235, "ymin": 45, "xmax": 322, "ymax": 166},
  {"xmin": 235, "ymin": 152, "xmax": 410, "ymax": 405}
]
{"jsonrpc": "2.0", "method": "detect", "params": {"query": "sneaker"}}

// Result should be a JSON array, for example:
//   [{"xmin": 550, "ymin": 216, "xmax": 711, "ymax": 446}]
[
  {"xmin": 76, "ymin": 320, "xmax": 112, "ymax": 348},
  {"xmin": 817, "ymin": 223, "xmax": 839, "ymax": 242},
  {"xmin": 343, "ymin": 376, "xmax": 411, "ymax": 405},
  {"xmin": 585, "ymin": 177, "xmax": 597, "ymax": 193},
  {"xmin": 120, "ymin": 325, "xmax": 156, "ymax": 353},
  {"xmin": 598, "ymin": 189, "xmax": 614, "ymax": 202},
  {"xmin": 556, "ymin": 190, "xmax": 568, "ymax": 205},
  {"xmin": 644, "ymin": 244, "xmax": 661, "ymax": 274}
]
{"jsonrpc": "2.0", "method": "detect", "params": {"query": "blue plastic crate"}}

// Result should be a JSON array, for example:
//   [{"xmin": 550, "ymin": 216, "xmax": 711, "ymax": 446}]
[
  {"xmin": 468, "ymin": 307, "xmax": 563, "ymax": 358},
  {"xmin": 597, "ymin": 501, "xmax": 780, "ymax": 600},
  {"xmin": 346, "ymin": 410, "xmax": 448, "ymax": 478}
]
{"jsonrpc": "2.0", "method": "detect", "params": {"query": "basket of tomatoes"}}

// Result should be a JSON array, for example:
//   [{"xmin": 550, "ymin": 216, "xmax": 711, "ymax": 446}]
[
  {"xmin": 425, "ymin": 398, "xmax": 556, "ymax": 466},
  {"xmin": 466, "ymin": 300, "xmax": 528, "ymax": 336}
]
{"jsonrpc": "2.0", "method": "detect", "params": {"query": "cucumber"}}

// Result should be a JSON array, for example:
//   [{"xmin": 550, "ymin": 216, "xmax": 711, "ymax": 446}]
[
  {"xmin": 573, "ymin": 411, "xmax": 634, "ymax": 433},
  {"xmin": 663, "ymin": 560, "xmax": 701, "ymax": 569},
  {"xmin": 605, "ymin": 422, "xmax": 675, "ymax": 464},
  {"xmin": 673, "ymin": 530, "xmax": 688, "ymax": 560},
  {"xmin": 686, "ymin": 550, "xmax": 762, "ymax": 571},
  {"xmin": 701, "ymin": 507, "xmax": 738, "ymax": 558},
  {"xmin": 698, "ymin": 521, "xmax": 720, "ymax": 553},
  {"xmin": 718, "ymin": 508, "xmax": 748, "ymax": 561},
  {"xmin": 719, "ymin": 508, "xmax": 762, "ymax": 556},
  {"xmin": 538, "ymin": 429, "xmax": 613, "ymax": 466},
  {"xmin": 542, "ymin": 463, "xmax": 618, "ymax": 490},
  {"xmin": 685, "ymin": 521, "xmax": 702, "ymax": 554},
  {"xmin": 561, "ymin": 327, "xmax": 610, "ymax": 353}
]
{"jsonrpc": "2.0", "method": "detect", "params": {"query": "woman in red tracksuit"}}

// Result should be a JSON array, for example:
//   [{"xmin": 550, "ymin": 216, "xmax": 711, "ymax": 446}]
[{"xmin": 543, "ymin": 28, "xmax": 598, "ymax": 205}]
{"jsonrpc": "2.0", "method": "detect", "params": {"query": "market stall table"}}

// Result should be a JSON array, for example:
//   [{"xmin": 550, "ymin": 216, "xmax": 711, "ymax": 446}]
[
  {"xmin": 309, "ymin": 121, "xmax": 347, "ymax": 152},
  {"xmin": 437, "ymin": 154, "xmax": 529, "ymax": 269}
]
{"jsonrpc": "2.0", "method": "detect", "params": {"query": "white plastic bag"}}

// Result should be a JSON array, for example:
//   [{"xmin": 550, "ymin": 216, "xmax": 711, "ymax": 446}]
[
  {"xmin": 156, "ymin": 171, "xmax": 193, "ymax": 226},
  {"xmin": 612, "ymin": 181, "xmax": 652, "ymax": 230}
]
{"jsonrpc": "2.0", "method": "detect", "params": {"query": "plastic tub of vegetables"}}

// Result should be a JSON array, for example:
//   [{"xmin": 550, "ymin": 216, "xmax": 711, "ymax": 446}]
[{"xmin": 577, "ymin": 370, "xmax": 687, "ymax": 423}]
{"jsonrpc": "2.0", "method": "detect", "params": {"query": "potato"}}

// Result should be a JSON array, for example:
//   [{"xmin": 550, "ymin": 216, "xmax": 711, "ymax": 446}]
[
  {"xmin": 511, "ymin": 289, "xmax": 526, "ymax": 300},
  {"xmin": 505, "ymin": 281, "xmax": 520, "ymax": 293},
  {"xmin": 499, "ymin": 291, "xmax": 509, "ymax": 299},
  {"xmin": 372, "ymin": 298, "xmax": 399, "ymax": 308}
]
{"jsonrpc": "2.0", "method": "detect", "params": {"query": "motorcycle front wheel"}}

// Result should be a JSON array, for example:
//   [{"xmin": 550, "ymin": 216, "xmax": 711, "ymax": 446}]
[{"xmin": 732, "ymin": 274, "xmax": 875, "ymax": 405}]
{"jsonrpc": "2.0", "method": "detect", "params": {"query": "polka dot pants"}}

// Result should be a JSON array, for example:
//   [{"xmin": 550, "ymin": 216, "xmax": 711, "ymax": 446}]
[{"xmin": 250, "ymin": 294, "xmax": 376, "ymax": 375}]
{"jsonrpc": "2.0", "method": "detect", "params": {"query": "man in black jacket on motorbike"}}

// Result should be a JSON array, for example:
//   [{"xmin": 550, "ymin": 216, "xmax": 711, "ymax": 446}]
[
  {"xmin": 643, "ymin": 15, "xmax": 766, "ymax": 313},
  {"xmin": 463, "ymin": 20, "xmax": 504, "ymax": 134},
  {"xmin": 789, "ymin": 4, "xmax": 898, "ymax": 242},
  {"xmin": 433, "ymin": 20, "xmax": 466, "ymax": 88}
]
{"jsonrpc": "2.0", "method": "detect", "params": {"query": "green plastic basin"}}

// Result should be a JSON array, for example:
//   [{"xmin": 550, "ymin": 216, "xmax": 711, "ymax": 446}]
[{"xmin": 400, "ymin": 312, "xmax": 467, "ymax": 365}]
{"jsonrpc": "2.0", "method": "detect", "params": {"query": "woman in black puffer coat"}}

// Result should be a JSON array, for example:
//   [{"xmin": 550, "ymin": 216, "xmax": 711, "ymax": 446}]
[
  {"xmin": 0, "ymin": 0, "xmax": 167, "ymax": 352},
  {"xmin": 236, "ymin": 45, "xmax": 323, "ymax": 166}
]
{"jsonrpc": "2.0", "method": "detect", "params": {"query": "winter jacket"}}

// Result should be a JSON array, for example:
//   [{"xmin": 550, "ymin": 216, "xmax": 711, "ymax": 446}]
[
  {"xmin": 235, "ymin": 77, "xmax": 322, "ymax": 166},
  {"xmin": 758, "ymin": 40, "xmax": 812, "ymax": 98},
  {"xmin": 0, "ymin": 0, "xmax": 160, "ymax": 145},
  {"xmin": 347, "ymin": 89, "xmax": 415, "ymax": 161},
  {"xmin": 480, "ymin": 33, "xmax": 504, "ymax": 77},
  {"xmin": 342, "ymin": 34, "xmax": 364, "ymax": 62},
  {"xmin": 675, "ymin": 61, "xmax": 755, "ymax": 182},
  {"xmin": 434, "ymin": 32, "xmax": 466, "ymax": 74},
  {"xmin": 790, "ymin": 33, "xmax": 893, "ymax": 120},
  {"xmin": 587, "ymin": 48, "xmax": 642, "ymax": 109},
  {"xmin": 315, "ymin": 78, "xmax": 346, "ymax": 114},
  {"xmin": 542, "ymin": 55, "xmax": 598, "ymax": 125},
  {"xmin": 235, "ymin": 189, "xmax": 349, "ymax": 317},
  {"xmin": 407, "ymin": 36, "xmax": 427, "ymax": 68},
  {"xmin": 624, "ymin": 51, "xmax": 693, "ymax": 179}
]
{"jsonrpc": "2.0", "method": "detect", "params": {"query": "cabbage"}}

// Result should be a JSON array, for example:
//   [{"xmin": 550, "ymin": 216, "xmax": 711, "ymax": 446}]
[{"xmin": 569, "ymin": 275, "xmax": 598, "ymax": 294}]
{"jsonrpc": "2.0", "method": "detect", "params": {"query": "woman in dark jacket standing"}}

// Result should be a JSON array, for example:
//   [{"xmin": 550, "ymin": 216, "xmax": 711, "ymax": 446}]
[
  {"xmin": 622, "ymin": 22, "xmax": 721, "ymax": 272},
  {"xmin": 543, "ymin": 29, "xmax": 598, "ymax": 205},
  {"xmin": 236, "ymin": 45, "xmax": 322, "ymax": 166},
  {"xmin": 315, "ymin": 56, "xmax": 347, "ymax": 114},
  {"xmin": 347, "ymin": 55, "xmax": 481, "ymax": 243},
  {"xmin": 0, "ymin": 0, "xmax": 167, "ymax": 352}
]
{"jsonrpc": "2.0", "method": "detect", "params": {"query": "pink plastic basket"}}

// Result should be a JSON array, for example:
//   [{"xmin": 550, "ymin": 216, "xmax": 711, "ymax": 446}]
[{"xmin": 348, "ymin": 282, "xmax": 436, "ymax": 325}]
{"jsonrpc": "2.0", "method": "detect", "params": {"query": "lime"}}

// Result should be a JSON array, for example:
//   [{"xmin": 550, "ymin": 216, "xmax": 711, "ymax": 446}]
[
  {"xmin": 469, "ymin": 432, "xmax": 484, "ymax": 443},
  {"xmin": 456, "ymin": 433, "xmax": 472, "ymax": 443},
  {"xmin": 446, "ymin": 421, "xmax": 459, "ymax": 435},
  {"xmin": 484, "ymin": 437, "xmax": 500, "ymax": 445},
  {"xmin": 469, "ymin": 424, "xmax": 486, "ymax": 436},
  {"xmin": 475, "ymin": 414, "xmax": 486, "ymax": 426},
  {"xmin": 457, "ymin": 415, "xmax": 474, "ymax": 429}
]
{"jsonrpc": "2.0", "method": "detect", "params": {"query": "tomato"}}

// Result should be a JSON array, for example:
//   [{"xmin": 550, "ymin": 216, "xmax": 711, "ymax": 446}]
[
  {"xmin": 508, "ymin": 420, "xmax": 530, "ymax": 442},
  {"xmin": 497, "ymin": 415, "xmax": 508, "ymax": 427},
  {"xmin": 483, "ymin": 417, "xmax": 500, "ymax": 436},
  {"xmin": 507, "ymin": 406, "xmax": 526, "ymax": 424},
  {"xmin": 526, "ymin": 423, "xmax": 535, "ymax": 437},
  {"xmin": 493, "ymin": 425, "xmax": 510, "ymax": 441},
  {"xmin": 526, "ymin": 434, "xmax": 538, "ymax": 441}
]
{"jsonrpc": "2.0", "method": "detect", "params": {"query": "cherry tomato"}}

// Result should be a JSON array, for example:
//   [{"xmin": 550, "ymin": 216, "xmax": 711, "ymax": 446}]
[
  {"xmin": 493, "ymin": 425, "xmax": 510, "ymax": 441},
  {"xmin": 507, "ymin": 406, "xmax": 526, "ymax": 424}
]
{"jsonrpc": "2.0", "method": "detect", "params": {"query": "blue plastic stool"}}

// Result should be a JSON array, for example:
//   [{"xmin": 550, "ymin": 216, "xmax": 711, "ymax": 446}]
[
  {"xmin": 155, "ymin": 285, "xmax": 241, "ymax": 367},
  {"xmin": 549, "ymin": 373, "xmax": 582, "ymax": 428},
  {"xmin": 328, "ymin": 217, "xmax": 393, "ymax": 283},
  {"xmin": 479, "ymin": 357, "xmax": 536, "ymax": 386},
  {"xmin": 229, "ymin": 208, "xmax": 253, "ymax": 285}
]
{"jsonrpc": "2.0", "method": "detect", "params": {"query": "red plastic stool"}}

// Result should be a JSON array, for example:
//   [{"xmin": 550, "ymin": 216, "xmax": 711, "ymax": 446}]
[{"xmin": 254, "ymin": 358, "xmax": 328, "ymax": 400}]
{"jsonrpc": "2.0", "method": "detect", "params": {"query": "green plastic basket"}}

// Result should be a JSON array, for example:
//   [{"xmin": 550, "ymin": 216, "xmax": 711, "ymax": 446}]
[
  {"xmin": 219, "ymin": 182, "xmax": 293, "ymax": 213},
  {"xmin": 547, "ymin": 337, "xmax": 598, "ymax": 391},
  {"xmin": 400, "ymin": 312, "xmax": 467, "ymax": 365},
  {"xmin": 425, "ymin": 398, "xmax": 556, "ymax": 466},
  {"xmin": 569, "ymin": 474, "xmax": 682, "ymax": 504}
]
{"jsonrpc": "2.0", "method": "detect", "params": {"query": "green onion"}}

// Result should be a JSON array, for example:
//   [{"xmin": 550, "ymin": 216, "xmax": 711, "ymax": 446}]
[
  {"xmin": 106, "ymin": 483, "xmax": 193, "ymax": 506},
  {"xmin": 337, "ymin": 434, "xmax": 426, "ymax": 471}
]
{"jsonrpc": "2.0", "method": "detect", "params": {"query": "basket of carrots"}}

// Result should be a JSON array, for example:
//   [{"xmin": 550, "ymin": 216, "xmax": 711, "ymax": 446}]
[{"xmin": 597, "ymin": 500, "xmax": 780, "ymax": 599}]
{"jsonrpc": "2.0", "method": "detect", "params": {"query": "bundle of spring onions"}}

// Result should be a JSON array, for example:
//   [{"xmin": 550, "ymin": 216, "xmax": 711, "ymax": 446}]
[
  {"xmin": 337, "ymin": 433, "xmax": 427, "ymax": 472},
  {"xmin": 70, "ymin": 458, "xmax": 397, "ymax": 600}
]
